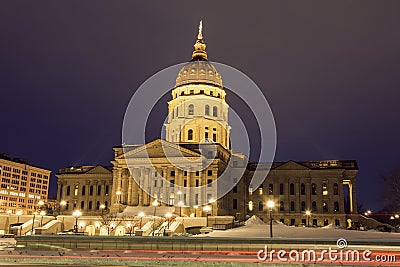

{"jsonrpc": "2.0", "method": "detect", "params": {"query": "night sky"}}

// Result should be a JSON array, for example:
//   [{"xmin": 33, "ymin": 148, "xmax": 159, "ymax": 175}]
[{"xmin": 1, "ymin": 1, "xmax": 399, "ymax": 212}]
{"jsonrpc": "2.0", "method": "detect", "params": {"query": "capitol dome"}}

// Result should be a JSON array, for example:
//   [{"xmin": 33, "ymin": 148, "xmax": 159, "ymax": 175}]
[
  {"xmin": 175, "ymin": 61, "xmax": 223, "ymax": 88},
  {"xmin": 174, "ymin": 21, "xmax": 223, "ymax": 89}
]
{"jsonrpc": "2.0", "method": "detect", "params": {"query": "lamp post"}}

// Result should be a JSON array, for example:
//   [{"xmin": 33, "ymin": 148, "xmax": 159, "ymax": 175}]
[
  {"xmin": 72, "ymin": 210, "xmax": 82, "ymax": 234},
  {"xmin": 165, "ymin": 212, "xmax": 172, "ymax": 236},
  {"xmin": 203, "ymin": 205, "xmax": 211, "ymax": 227},
  {"xmin": 60, "ymin": 200, "xmax": 67, "ymax": 215},
  {"xmin": 152, "ymin": 200, "xmax": 159, "ymax": 236},
  {"xmin": 305, "ymin": 210, "xmax": 311, "ymax": 227},
  {"xmin": 16, "ymin": 210, "xmax": 22, "ymax": 223},
  {"xmin": 40, "ymin": 211, "xmax": 46, "ymax": 227},
  {"xmin": 138, "ymin": 212, "xmax": 145, "ymax": 229},
  {"xmin": 31, "ymin": 212, "xmax": 37, "ymax": 234},
  {"xmin": 100, "ymin": 204, "xmax": 106, "ymax": 216},
  {"xmin": 266, "ymin": 200, "xmax": 275, "ymax": 238},
  {"xmin": 177, "ymin": 201, "xmax": 184, "ymax": 217},
  {"xmin": 194, "ymin": 205, "xmax": 198, "ymax": 217}
]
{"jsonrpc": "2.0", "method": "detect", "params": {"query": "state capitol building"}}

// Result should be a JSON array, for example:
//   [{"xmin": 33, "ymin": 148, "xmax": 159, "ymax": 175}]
[{"xmin": 57, "ymin": 23, "xmax": 358, "ymax": 228}]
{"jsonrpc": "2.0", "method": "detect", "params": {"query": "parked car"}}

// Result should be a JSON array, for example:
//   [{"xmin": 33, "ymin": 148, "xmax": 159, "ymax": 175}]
[{"xmin": 376, "ymin": 225, "xmax": 392, "ymax": 232}]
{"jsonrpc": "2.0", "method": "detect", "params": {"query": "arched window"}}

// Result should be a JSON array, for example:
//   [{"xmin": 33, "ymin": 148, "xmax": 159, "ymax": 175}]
[
  {"xmin": 279, "ymin": 183, "xmax": 284, "ymax": 195},
  {"xmin": 81, "ymin": 185, "xmax": 86, "ymax": 196},
  {"xmin": 258, "ymin": 201, "xmax": 263, "ymax": 211},
  {"xmin": 312, "ymin": 201, "xmax": 317, "ymax": 212},
  {"xmin": 89, "ymin": 185, "xmax": 94, "ymax": 196},
  {"xmin": 279, "ymin": 201, "xmax": 284, "ymax": 211},
  {"xmin": 104, "ymin": 201, "xmax": 108, "ymax": 210},
  {"xmin": 290, "ymin": 201, "xmax": 295, "ymax": 212},
  {"xmin": 66, "ymin": 186, "xmax": 70, "ymax": 196},
  {"xmin": 322, "ymin": 201, "xmax": 328, "ymax": 213},
  {"xmin": 333, "ymin": 183, "xmax": 339, "ymax": 195},
  {"xmin": 96, "ymin": 201, "xmax": 100, "ymax": 210},
  {"xmin": 205, "ymin": 105, "xmax": 210, "ymax": 116},
  {"xmin": 188, "ymin": 129, "xmax": 193, "ymax": 140},
  {"xmin": 301, "ymin": 201, "xmax": 306, "ymax": 211},
  {"xmin": 188, "ymin": 104, "xmax": 194, "ymax": 115},
  {"xmin": 88, "ymin": 201, "xmax": 92, "ymax": 210},
  {"xmin": 311, "ymin": 183, "xmax": 317, "ymax": 195},
  {"xmin": 169, "ymin": 193, "xmax": 175, "ymax": 206},
  {"xmin": 334, "ymin": 201, "xmax": 339, "ymax": 212},
  {"xmin": 322, "ymin": 183, "xmax": 328, "ymax": 195},
  {"xmin": 80, "ymin": 201, "xmax": 84, "ymax": 210},
  {"xmin": 213, "ymin": 106, "xmax": 218, "ymax": 117},
  {"xmin": 290, "ymin": 183, "xmax": 295, "ymax": 195},
  {"xmin": 268, "ymin": 184, "xmax": 273, "ymax": 195},
  {"xmin": 97, "ymin": 185, "xmax": 101, "ymax": 195},
  {"xmin": 300, "ymin": 183, "xmax": 305, "ymax": 195}
]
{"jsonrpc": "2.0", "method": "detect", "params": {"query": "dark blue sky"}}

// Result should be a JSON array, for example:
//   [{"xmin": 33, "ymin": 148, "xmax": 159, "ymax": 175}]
[{"xmin": 0, "ymin": 1, "xmax": 399, "ymax": 212}]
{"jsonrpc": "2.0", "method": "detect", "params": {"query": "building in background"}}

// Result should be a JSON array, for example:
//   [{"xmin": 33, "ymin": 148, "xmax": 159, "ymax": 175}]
[
  {"xmin": 0, "ymin": 153, "xmax": 51, "ymax": 215},
  {"xmin": 56, "ymin": 165, "xmax": 113, "ymax": 216}
]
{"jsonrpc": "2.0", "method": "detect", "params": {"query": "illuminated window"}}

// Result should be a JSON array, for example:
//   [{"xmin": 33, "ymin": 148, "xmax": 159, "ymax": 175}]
[
  {"xmin": 322, "ymin": 183, "xmax": 328, "ymax": 195},
  {"xmin": 74, "ymin": 185, "xmax": 79, "ymax": 196},
  {"xmin": 268, "ymin": 184, "xmax": 273, "ymax": 195},
  {"xmin": 322, "ymin": 201, "xmax": 328, "ymax": 212},
  {"xmin": 248, "ymin": 201, "xmax": 253, "ymax": 211},
  {"xmin": 259, "ymin": 187, "xmax": 263, "ymax": 195},
  {"xmin": 205, "ymin": 105, "xmax": 210, "ymax": 116}
]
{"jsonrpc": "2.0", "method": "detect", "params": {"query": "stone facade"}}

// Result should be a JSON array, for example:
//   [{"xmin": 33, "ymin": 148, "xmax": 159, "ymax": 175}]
[{"xmin": 56, "ymin": 165, "xmax": 113, "ymax": 216}]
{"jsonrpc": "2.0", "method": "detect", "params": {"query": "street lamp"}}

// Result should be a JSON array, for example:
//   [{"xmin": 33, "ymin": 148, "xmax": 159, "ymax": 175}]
[
  {"xmin": 60, "ymin": 200, "xmax": 67, "ymax": 215},
  {"xmin": 100, "ymin": 204, "xmax": 106, "ymax": 216},
  {"xmin": 138, "ymin": 212, "xmax": 145, "ymax": 229},
  {"xmin": 31, "ymin": 212, "xmax": 37, "ymax": 234},
  {"xmin": 177, "ymin": 201, "xmax": 184, "ymax": 217},
  {"xmin": 72, "ymin": 210, "xmax": 82, "ymax": 233},
  {"xmin": 203, "ymin": 205, "xmax": 212, "ymax": 227},
  {"xmin": 16, "ymin": 210, "xmax": 22, "ymax": 223},
  {"xmin": 165, "ymin": 212, "xmax": 172, "ymax": 236},
  {"xmin": 39, "ymin": 211, "xmax": 46, "ymax": 227},
  {"xmin": 194, "ymin": 205, "xmax": 199, "ymax": 217},
  {"xmin": 152, "ymin": 200, "xmax": 159, "ymax": 236},
  {"xmin": 266, "ymin": 200, "xmax": 275, "ymax": 238},
  {"xmin": 126, "ymin": 222, "xmax": 132, "ymax": 236},
  {"xmin": 305, "ymin": 210, "xmax": 311, "ymax": 227}
]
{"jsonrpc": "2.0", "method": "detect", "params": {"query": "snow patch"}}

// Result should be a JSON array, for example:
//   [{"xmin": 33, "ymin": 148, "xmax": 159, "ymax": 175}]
[{"xmin": 245, "ymin": 215, "xmax": 265, "ymax": 225}]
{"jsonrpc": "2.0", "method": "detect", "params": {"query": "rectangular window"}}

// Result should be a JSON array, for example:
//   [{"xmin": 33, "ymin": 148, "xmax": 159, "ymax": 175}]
[
  {"xmin": 233, "ymin": 185, "xmax": 237, "ymax": 193},
  {"xmin": 154, "ymin": 180, "xmax": 158, "ymax": 187},
  {"xmin": 183, "ymin": 171, "xmax": 187, "ymax": 176},
  {"xmin": 195, "ymin": 171, "xmax": 199, "ymax": 176},
  {"xmin": 207, "ymin": 179, "xmax": 212, "ymax": 187},
  {"xmin": 207, "ymin": 170, "xmax": 212, "ymax": 176},
  {"xmin": 233, "ymin": 199, "xmax": 238, "ymax": 210},
  {"xmin": 170, "ymin": 171, "xmax": 175, "ymax": 177},
  {"xmin": 212, "ymin": 133, "xmax": 216, "ymax": 142},
  {"xmin": 195, "ymin": 179, "xmax": 199, "ymax": 187},
  {"xmin": 170, "ymin": 180, "xmax": 175, "ymax": 187},
  {"xmin": 183, "ymin": 180, "xmax": 187, "ymax": 187}
]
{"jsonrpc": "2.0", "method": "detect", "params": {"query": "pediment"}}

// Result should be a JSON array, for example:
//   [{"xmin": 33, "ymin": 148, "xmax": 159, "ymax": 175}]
[
  {"xmin": 273, "ymin": 161, "xmax": 310, "ymax": 170},
  {"xmin": 120, "ymin": 139, "xmax": 201, "ymax": 159},
  {"xmin": 85, "ymin": 165, "xmax": 112, "ymax": 174}
]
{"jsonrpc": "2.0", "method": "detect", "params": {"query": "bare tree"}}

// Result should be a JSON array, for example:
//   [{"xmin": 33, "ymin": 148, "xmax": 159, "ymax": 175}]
[
  {"xmin": 380, "ymin": 168, "xmax": 400, "ymax": 212},
  {"xmin": 98, "ymin": 213, "xmax": 125, "ymax": 235}
]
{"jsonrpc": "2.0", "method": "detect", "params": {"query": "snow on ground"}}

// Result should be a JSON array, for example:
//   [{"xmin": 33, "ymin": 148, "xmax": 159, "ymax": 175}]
[
  {"xmin": 244, "ymin": 215, "xmax": 265, "ymax": 225},
  {"xmin": 205, "ymin": 221, "xmax": 400, "ymax": 240}
]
